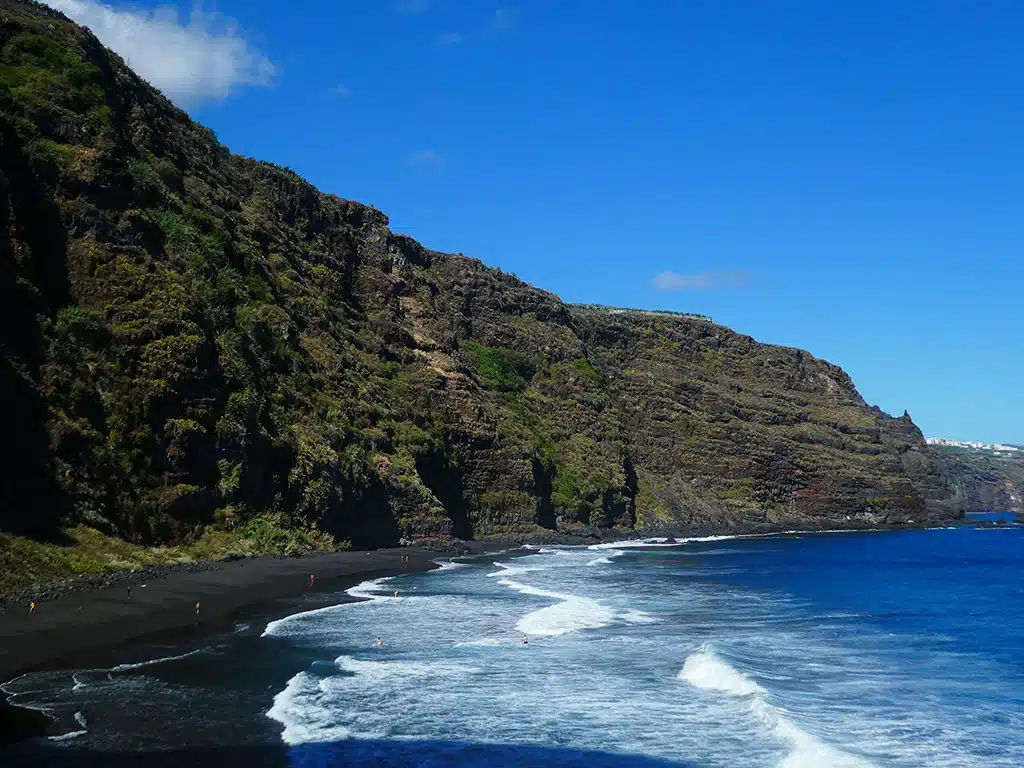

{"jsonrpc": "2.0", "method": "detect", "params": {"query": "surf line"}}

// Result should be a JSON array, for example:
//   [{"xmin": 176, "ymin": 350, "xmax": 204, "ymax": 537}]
[
  {"xmin": 490, "ymin": 562, "xmax": 654, "ymax": 637},
  {"xmin": 679, "ymin": 644, "xmax": 874, "ymax": 768}
]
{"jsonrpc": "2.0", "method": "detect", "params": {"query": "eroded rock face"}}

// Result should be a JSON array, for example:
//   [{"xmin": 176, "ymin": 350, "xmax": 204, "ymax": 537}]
[
  {"xmin": 926, "ymin": 445, "xmax": 1024, "ymax": 515},
  {"xmin": 0, "ymin": 0, "xmax": 959, "ymax": 546}
]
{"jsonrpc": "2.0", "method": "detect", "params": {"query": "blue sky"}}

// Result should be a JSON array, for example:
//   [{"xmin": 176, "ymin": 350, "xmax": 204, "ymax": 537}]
[{"xmin": 53, "ymin": 1, "xmax": 1024, "ymax": 443}]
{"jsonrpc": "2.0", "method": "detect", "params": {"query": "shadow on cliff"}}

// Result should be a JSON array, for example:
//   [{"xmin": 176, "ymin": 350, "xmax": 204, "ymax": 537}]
[
  {"xmin": 0, "ymin": 113, "xmax": 71, "ymax": 539},
  {"xmin": 3, "ymin": 738, "xmax": 698, "ymax": 767}
]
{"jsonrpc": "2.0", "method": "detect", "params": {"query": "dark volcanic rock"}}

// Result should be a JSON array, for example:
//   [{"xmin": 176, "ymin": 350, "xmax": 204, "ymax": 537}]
[{"xmin": 0, "ymin": 0, "xmax": 960, "ymax": 567}]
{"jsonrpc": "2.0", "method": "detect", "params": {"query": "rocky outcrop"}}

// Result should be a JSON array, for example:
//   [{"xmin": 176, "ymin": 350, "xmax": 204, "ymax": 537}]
[
  {"xmin": 0, "ymin": 0, "xmax": 960, "ymax": 551},
  {"xmin": 927, "ymin": 445, "xmax": 1024, "ymax": 514}
]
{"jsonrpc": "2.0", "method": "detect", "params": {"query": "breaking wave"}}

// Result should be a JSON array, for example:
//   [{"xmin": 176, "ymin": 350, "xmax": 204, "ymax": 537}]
[{"xmin": 679, "ymin": 645, "xmax": 873, "ymax": 768}]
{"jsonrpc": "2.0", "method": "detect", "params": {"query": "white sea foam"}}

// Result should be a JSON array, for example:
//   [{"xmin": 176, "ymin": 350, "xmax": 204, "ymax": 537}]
[
  {"xmin": 496, "ymin": 577, "xmax": 615, "ymax": 636},
  {"xmin": 587, "ymin": 537, "xmax": 668, "ymax": 550},
  {"xmin": 266, "ymin": 671, "xmax": 356, "ymax": 745},
  {"xmin": 263, "ymin": 576, "xmax": 396, "ymax": 637},
  {"xmin": 111, "ymin": 648, "xmax": 210, "ymax": 671},
  {"xmin": 679, "ymin": 645, "xmax": 763, "ymax": 696},
  {"xmin": 48, "ymin": 729, "xmax": 87, "ymax": 742},
  {"xmin": 267, "ymin": 656, "xmax": 479, "ymax": 745},
  {"xmin": 497, "ymin": 576, "xmax": 654, "ymax": 636},
  {"xmin": 256, "ymin": 530, "xmax": 1020, "ymax": 766},
  {"xmin": 346, "ymin": 576, "xmax": 395, "ymax": 600},
  {"xmin": 680, "ymin": 645, "xmax": 873, "ymax": 768},
  {"xmin": 518, "ymin": 594, "xmax": 617, "ymax": 637},
  {"xmin": 588, "ymin": 529, "xmax": 894, "ymax": 554},
  {"xmin": 432, "ymin": 559, "xmax": 468, "ymax": 571},
  {"xmin": 335, "ymin": 655, "xmax": 479, "ymax": 680},
  {"xmin": 587, "ymin": 550, "xmax": 624, "ymax": 566},
  {"xmin": 48, "ymin": 711, "xmax": 88, "ymax": 742},
  {"xmin": 453, "ymin": 637, "xmax": 513, "ymax": 648},
  {"xmin": 487, "ymin": 561, "xmax": 540, "ymax": 578}
]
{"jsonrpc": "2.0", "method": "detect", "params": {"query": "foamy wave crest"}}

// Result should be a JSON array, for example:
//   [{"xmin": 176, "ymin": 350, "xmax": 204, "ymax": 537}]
[
  {"xmin": 498, "ymin": 577, "xmax": 654, "ymax": 636},
  {"xmin": 267, "ymin": 656, "xmax": 479, "ymax": 745},
  {"xmin": 621, "ymin": 609, "xmax": 659, "ymax": 625},
  {"xmin": 346, "ymin": 576, "xmax": 395, "ymax": 600},
  {"xmin": 432, "ymin": 559, "xmax": 468, "ymax": 571},
  {"xmin": 335, "ymin": 655, "xmax": 479, "ymax": 681},
  {"xmin": 487, "ymin": 561, "xmax": 540, "ymax": 579},
  {"xmin": 498, "ymin": 577, "xmax": 615, "ymax": 636},
  {"xmin": 48, "ymin": 711, "xmax": 88, "ymax": 742},
  {"xmin": 679, "ymin": 645, "xmax": 763, "ymax": 696},
  {"xmin": 111, "ymin": 648, "xmax": 211, "ymax": 671},
  {"xmin": 454, "ymin": 637, "xmax": 513, "ymax": 648},
  {"xmin": 679, "ymin": 646, "xmax": 873, "ymax": 767},
  {"xmin": 586, "ymin": 550, "xmax": 624, "ymax": 566},
  {"xmin": 263, "ymin": 577, "xmax": 396, "ymax": 637},
  {"xmin": 588, "ymin": 537, "xmax": 668, "ymax": 550},
  {"xmin": 266, "ymin": 671, "xmax": 357, "ymax": 745}
]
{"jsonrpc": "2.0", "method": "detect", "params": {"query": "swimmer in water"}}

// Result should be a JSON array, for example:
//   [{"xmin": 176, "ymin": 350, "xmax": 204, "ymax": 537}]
[
  {"xmin": 523, "ymin": 635, "xmax": 529, "ymax": 644},
  {"xmin": 393, "ymin": 590, "xmax": 399, "ymax": 598},
  {"xmin": 376, "ymin": 637, "xmax": 383, "ymax": 648}
]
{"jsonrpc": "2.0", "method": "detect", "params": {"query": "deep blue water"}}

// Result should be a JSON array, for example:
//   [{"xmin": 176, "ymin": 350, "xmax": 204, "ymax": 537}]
[{"xmin": 3, "ymin": 526, "xmax": 1023, "ymax": 767}]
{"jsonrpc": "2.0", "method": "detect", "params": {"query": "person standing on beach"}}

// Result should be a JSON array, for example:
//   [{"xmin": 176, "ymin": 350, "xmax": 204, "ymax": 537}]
[
  {"xmin": 195, "ymin": 600, "xmax": 201, "ymax": 617},
  {"xmin": 127, "ymin": 586, "xmax": 132, "ymax": 600},
  {"xmin": 29, "ymin": 600, "xmax": 36, "ymax": 615},
  {"xmin": 309, "ymin": 574, "xmax": 315, "ymax": 589}
]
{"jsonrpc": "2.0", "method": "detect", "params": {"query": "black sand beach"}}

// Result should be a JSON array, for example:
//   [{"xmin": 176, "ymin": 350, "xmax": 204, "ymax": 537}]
[{"xmin": 0, "ymin": 547, "xmax": 443, "ymax": 746}]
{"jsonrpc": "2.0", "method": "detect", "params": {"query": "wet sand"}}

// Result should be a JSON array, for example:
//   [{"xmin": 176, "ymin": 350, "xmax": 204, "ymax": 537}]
[{"xmin": 0, "ymin": 548, "xmax": 443, "ymax": 746}]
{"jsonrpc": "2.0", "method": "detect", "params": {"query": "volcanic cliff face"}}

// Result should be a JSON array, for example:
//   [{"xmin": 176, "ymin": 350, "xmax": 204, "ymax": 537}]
[
  {"xmin": 927, "ymin": 445, "xmax": 1024, "ymax": 515},
  {"xmin": 0, "ymin": 0, "xmax": 959, "ymax": 549}
]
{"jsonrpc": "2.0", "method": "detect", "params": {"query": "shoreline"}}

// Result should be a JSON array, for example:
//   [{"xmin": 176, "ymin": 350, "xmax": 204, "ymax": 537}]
[
  {"xmin": 0, "ymin": 547, "xmax": 456, "ymax": 747},
  {"xmin": 0, "ymin": 523, "xmax": 973, "ymax": 748}
]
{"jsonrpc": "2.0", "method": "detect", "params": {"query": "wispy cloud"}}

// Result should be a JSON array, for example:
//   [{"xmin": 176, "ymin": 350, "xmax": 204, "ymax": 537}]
[
  {"xmin": 327, "ymin": 83, "xmax": 350, "ymax": 97},
  {"xmin": 45, "ymin": 0, "xmax": 275, "ymax": 106},
  {"xmin": 437, "ymin": 32, "xmax": 463, "ymax": 46},
  {"xmin": 407, "ymin": 150, "xmax": 444, "ymax": 168},
  {"xmin": 652, "ymin": 270, "xmax": 751, "ymax": 293}
]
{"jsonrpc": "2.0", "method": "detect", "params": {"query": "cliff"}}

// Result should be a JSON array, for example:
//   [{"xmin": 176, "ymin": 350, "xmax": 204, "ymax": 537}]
[
  {"xmin": 927, "ymin": 445, "xmax": 1024, "ymax": 514},
  {"xmin": 0, "ymin": 0, "xmax": 959, "ymax": 568}
]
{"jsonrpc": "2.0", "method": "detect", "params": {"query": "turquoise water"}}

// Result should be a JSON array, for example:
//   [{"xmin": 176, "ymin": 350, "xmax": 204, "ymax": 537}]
[{"xmin": 4, "ymin": 526, "xmax": 1023, "ymax": 766}]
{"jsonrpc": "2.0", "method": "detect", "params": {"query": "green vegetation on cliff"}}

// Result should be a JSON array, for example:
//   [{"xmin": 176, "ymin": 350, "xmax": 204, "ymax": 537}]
[{"xmin": 0, "ymin": 0, "xmax": 961, "ymax": 589}]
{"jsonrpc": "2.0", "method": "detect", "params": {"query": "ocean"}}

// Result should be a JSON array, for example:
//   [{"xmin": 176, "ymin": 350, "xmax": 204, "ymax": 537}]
[{"xmin": 3, "ymin": 525, "xmax": 1022, "ymax": 767}]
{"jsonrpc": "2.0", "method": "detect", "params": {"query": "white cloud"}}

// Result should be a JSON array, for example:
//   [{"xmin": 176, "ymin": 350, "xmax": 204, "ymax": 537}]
[
  {"xmin": 45, "ymin": 0, "xmax": 276, "ymax": 105},
  {"xmin": 652, "ymin": 269, "xmax": 751, "ymax": 292}
]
